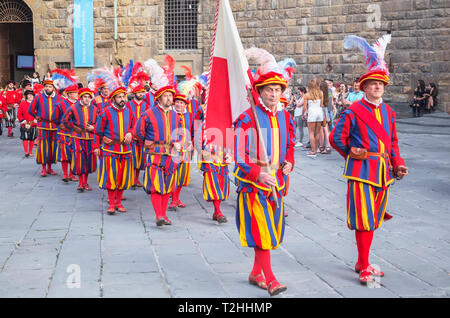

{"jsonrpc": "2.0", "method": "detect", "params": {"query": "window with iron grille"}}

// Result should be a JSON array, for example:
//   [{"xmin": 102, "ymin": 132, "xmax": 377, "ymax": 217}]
[
  {"xmin": 165, "ymin": 0, "xmax": 198, "ymax": 50},
  {"xmin": 55, "ymin": 62, "xmax": 71, "ymax": 70}
]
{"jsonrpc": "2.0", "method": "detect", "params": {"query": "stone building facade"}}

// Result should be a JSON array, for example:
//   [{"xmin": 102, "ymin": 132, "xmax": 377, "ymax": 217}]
[{"xmin": 0, "ymin": 0, "xmax": 449, "ymax": 112}]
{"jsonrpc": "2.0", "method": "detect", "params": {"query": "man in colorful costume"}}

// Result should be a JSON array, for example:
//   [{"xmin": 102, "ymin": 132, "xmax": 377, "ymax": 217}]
[
  {"xmin": 330, "ymin": 34, "xmax": 408, "ymax": 285},
  {"xmin": 93, "ymin": 81, "xmax": 110, "ymax": 114},
  {"xmin": 127, "ymin": 84, "xmax": 150, "ymax": 188},
  {"xmin": 53, "ymin": 84, "xmax": 79, "ymax": 182},
  {"xmin": 234, "ymin": 47, "xmax": 296, "ymax": 296},
  {"xmin": 195, "ymin": 125, "xmax": 232, "ymax": 224},
  {"xmin": 62, "ymin": 88, "xmax": 99, "ymax": 192},
  {"xmin": 96, "ymin": 86, "xmax": 135, "ymax": 214},
  {"xmin": 134, "ymin": 83, "xmax": 181, "ymax": 226},
  {"xmin": 28, "ymin": 78, "xmax": 60, "ymax": 177},
  {"xmin": 168, "ymin": 93, "xmax": 195, "ymax": 211}
]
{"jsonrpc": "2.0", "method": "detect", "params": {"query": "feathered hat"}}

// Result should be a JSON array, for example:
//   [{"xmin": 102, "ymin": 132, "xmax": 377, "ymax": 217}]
[
  {"xmin": 50, "ymin": 68, "xmax": 78, "ymax": 91},
  {"xmin": 33, "ymin": 84, "xmax": 44, "ymax": 95},
  {"xmin": 42, "ymin": 78, "xmax": 54, "ymax": 87},
  {"xmin": 119, "ymin": 60, "xmax": 149, "ymax": 94},
  {"xmin": 64, "ymin": 84, "xmax": 79, "ymax": 94},
  {"xmin": 127, "ymin": 62, "xmax": 149, "ymax": 94},
  {"xmin": 162, "ymin": 55, "xmax": 176, "ymax": 85},
  {"xmin": 174, "ymin": 93, "xmax": 189, "ymax": 105},
  {"xmin": 277, "ymin": 58, "xmax": 297, "ymax": 83},
  {"xmin": 88, "ymin": 66, "xmax": 126, "ymax": 100},
  {"xmin": 244, "ymin": 47, "xmax": 288, "ymax": 92},
  {"xmin": 144, "ymin": 58, "xmax": 175, "ymax": 100},
  {"xmin": 343, "ymin": 34, "xmax": 391, "ymax": 91},
  {"xmin": 177, "ymin": 65, "xmax": 202, "ymax": 99},
  {"xmin": 78, "ymin": 87, "xmax": 94, "ymax": 99},
  {"xmin": 198, "ymin": 72, "xmax": 208, "ymax": 89}
]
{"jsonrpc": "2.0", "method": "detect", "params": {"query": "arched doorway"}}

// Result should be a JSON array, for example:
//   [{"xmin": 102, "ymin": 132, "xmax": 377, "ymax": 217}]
[{"xmin": 0, "ymin": 0, "xmax": 34, "ymax": 87}]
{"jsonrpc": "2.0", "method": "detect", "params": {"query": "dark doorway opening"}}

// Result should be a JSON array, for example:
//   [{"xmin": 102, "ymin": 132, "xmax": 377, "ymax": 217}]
[{"xmin": 0, "ymin": 0, "xmax": 34, "ymax": 87}]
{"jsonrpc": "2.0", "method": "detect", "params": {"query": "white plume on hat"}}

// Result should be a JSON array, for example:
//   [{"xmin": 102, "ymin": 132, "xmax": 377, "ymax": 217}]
[
  {"xmin": 244, "ymin": 47, "xmax": 284, "ymax": 78},
  {"xmin": 144, "ymin": 58, "xmax": 169, "ymax": 90}
]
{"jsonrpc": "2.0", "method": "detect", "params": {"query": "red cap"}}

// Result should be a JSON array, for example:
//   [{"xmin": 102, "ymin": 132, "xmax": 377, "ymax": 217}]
[
  {"xmin": 358, "ymin": 70, "xmax": 389, "ymax": 91},
  {"xmin": 78, "ymin": 88, "xmax": 94, "ymax": 99},
  {"xmin": 131, "ymin": 84, "xmax": 146, "ymax": 94},
  {"xmin": 254, "ymin": 71, "xmax": 288, "ymax": 92},
  {"xmin": 64, "ymin": 84, "xmax": 79, "ymax": 94},
  {"xmin": 42, "ymin": 79, "xmax": 54, "ymax": 86},
  {"xmin": 154, "ymin": 85, "xmax": 176, "ymax": 100},
  {"xmin": 174, "ymin": 93, "xmax": 189, "ymax": 105},
  {"xmin": 108, "ymin": 86, "xmax": 127, "ymax": 100}
]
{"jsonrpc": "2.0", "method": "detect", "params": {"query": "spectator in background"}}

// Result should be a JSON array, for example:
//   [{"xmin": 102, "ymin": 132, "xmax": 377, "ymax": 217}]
[
  {"xmin": 284, "ymin": 86, "xmax": 296, "ymax": 118},
  {"xmin": 303, "ymin": 79, "xmax": 323, "ymax": 157},
  {"xmin": 294, "ymin": 86, "xmax": 307, "ymax": 147},
  {"xmin": 424, "ymin": 82, "xmax": 438, "ymax": 113},
  {"xmin": 412, "ymin": 79, "xmax": 426, "ymax": 117},
  {"xmin": 25, "ymin": 72, "xmax": 40, "ymax": 88},
  {"xmin": 325, "ymin": 79, "xmax": 337, "ymax": 129},
  {"xmin": 319, "ymin": 81, "xmax": 332, "ymax": 154},
  {"xmin": 335, "ymin": 82, "xmax": 348, "ymax": 120},
  {"xmin": 344, "ymin": 79, "xmax": 364, "ymax": 107}
]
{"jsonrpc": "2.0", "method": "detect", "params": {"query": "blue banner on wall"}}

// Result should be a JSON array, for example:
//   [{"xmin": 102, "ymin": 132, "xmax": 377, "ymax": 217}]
[{"xmin": 73, "ymin": 0, "xmax": 94, "ymax": 67}]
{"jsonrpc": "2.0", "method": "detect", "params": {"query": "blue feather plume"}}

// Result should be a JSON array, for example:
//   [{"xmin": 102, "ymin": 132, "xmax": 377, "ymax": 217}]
[
  {"xmin": 122, "ymin": 60, "xmax": 134, "ymax": 88},
  {"xmin": 344, "ymin": 34, "xmax": 391, "ymax": 74}
]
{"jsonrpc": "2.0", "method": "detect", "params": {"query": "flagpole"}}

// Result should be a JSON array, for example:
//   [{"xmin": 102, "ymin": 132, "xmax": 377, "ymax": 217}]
[{"xmin": 246, "ymin": 88, "xmax": 279, "ymax": 209}]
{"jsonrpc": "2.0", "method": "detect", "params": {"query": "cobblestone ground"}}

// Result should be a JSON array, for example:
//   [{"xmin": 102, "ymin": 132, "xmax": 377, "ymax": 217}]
[{"xmin": 0, "ymin": 111, "xmax": 449, "ymax": 298}]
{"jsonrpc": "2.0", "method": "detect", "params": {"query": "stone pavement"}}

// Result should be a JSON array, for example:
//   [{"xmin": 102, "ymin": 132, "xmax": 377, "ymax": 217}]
[{"xmin": 0, "ymin": 111, "xmax": 449, "ymax": 298}]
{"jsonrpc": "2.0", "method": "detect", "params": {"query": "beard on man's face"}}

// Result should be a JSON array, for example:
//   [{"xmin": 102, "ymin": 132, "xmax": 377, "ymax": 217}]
[{"xmin": 114, "ymin": 99, "xmax": 126, "ymax": 108}]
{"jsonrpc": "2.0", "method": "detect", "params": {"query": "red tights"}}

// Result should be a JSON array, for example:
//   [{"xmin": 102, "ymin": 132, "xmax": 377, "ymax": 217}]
[
  {"xmin": 355, "ymin": 230, "xmax": 374, "ymax": 270},
  {"xmin": 172, "ymin": 187, "xmax": 182, "ymax": 202},
  {"xmin": 42, "ymin": 163, "xmax": 55, "ymax": 173},
  {"xmin": 61, "ymin": 161, "xmax": 74, "ymax": 178},
  {"xmin": 107, "ymin": 189, "xmax": 124, "ymax": 207},
  {"xmin": 22, "ymin": 140, "xmax": 35, "ymax": 155},
  {"xmin": 150, "ymin": 193, "xmax": 170, "ymax": 219},
  {"xmin": 77, "ymin": 173, "xmax": 89, "ymax": 187},
  {"xmin": 252, "ymin": 248, "xmax": 276, "ymax": 285}
]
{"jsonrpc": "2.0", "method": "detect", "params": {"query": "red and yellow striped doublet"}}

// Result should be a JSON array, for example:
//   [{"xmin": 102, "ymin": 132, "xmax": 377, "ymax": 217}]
[
  {"xmin": 134, "ymin": 103, "xmax": 181, "ymax": 195},
  {"xmin": 128, "ymin": 99, "xmax": 150, "ymax": 171},
  {"xmin": 96, "ymin": 104, "xmax": 135, "ymax": 190},
  {"xmin": 62, "ymin": 102, "xmax": 98, "ymax": 175},
  {"xmin": 233, "ymin": 103, "xmax": 296, "ymax": 250},
  {"xmin": 176, "ymin": 110, "xmax": 195, "ymax": 188},
  {"xmin": 330, "ymin": 98, "xmax": 405, "ymax": 231},
  {"xmin": 54, "ymin": 98, "xmax": 76, "ymax": 163},
  {"xmin": 29, "ymin": 91, "xmax": 60, "ymax": 164}
]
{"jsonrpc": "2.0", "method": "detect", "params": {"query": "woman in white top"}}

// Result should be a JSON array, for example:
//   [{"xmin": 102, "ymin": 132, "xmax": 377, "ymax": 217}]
[
  {"xmin": 302, "ymin": 79, "xmax": 323, "ymax": 157},
  {"xmin": 294, "ymin": 86, "xmax": 306, "ymax": 147}
]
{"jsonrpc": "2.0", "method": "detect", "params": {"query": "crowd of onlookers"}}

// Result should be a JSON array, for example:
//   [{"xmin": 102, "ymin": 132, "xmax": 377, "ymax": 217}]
[
  {"xmin": 411, "ymin": 80, "xmax": 439, "ymax": 117},
  {"xmin": 283, "ymin": 77, "xmax": 366, "ymax": 158},
  {"xmin": 284, "ymin": 77, "xmax": 439, "ymax": 158}
]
